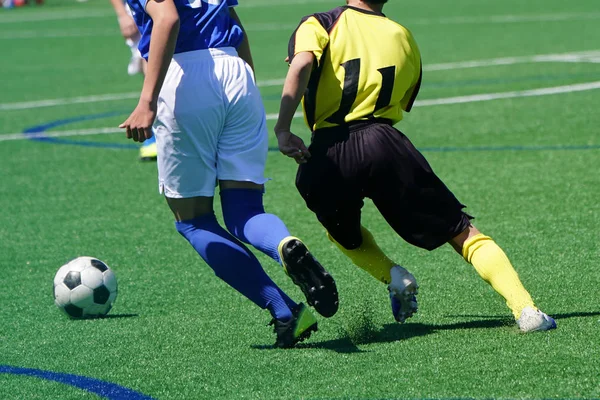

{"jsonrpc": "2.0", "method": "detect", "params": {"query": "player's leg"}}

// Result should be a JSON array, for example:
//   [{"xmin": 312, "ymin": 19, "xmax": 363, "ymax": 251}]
[
  {"xmin": 139, "ymin": 135, "xmax": 157, "ymax": 161},
  {"xmin": 120, "ymin": 2, "xmax": 155, "ymax": 161},
  {"xmin": 217, "ymin": 53, "xmax": 337, "ymax": 318},
  {"xmin": 450, "ymin": 225, "xmax": 556, "ymax": 332},
  {"xmin": 166, "ymin": 196, "xmax": 296, "ymax": 322},
  {"xmin": 294, "ymin": 123, "xmax": 418, "ymax": 322},
  {"xmin": 371, "ymin": 125, "xmax": 555, "ymax": 331},
  {"xmin": 155, "ymin": 49, "xmax": 314, "ymax": 346},
  {"xmin": 124, "ymin": 2, "xmax": 144, "ymax": 76},
  {"xmin": 220, "ymin": 182, "xmax": 338, "ymax": 317},
  {"xmin": 217, "ymin": 181, "xmax": 320, "ymax": 345}
]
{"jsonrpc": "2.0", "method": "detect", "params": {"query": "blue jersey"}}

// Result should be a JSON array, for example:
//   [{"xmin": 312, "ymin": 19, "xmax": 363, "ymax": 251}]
[{"xmin": 126, "ymin": 0, "xmax": 243, "ymax": 60}]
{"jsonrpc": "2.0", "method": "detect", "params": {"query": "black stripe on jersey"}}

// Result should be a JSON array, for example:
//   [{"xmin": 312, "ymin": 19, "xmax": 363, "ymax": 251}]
[
  {"xmin": 287, "ymin": 15, "xmax": 311, "ymax": 64},
  {"xmin": 288, "ymin": 7, "xmax": 347, "ymax": 129},
  {"xmin": 404, "ymin": 64, "xmax": 422, "ymax": 112},
  {"xmin": 374, "ymin": 66, "xmax": 396, "ymax": 112},
  {"xmin": 303, "ymin": 47, "xmax": 327, "ymax": 129},
  {"xmin": 287, "ymin": 6, "xmax": 346, "ymax": 63},
  {"xmin": 325, "ymin": 58, "xmax": 361, "ymax": 124}
]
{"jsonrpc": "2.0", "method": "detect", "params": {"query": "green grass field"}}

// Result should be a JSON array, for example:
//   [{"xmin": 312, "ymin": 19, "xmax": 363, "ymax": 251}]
[{"xmin": 1, "ymin": 0, "xmax": 599, "ymax": 398}]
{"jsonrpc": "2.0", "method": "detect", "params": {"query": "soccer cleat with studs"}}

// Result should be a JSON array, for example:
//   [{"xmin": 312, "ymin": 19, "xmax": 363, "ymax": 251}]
[
  {"xmin": 278, "ymin": 237, "xmax": 339, "ymax": 318},
  {"xmin": 270, "ymin": 303, "xmax": 318, "ymax": 348},
  {"xmin": 517, "ymin": 306, "xmax": 557, "ymax": 332},
  {"xmin": 388, "ymin": 265, "xmax": 418, "ymax": 323}
]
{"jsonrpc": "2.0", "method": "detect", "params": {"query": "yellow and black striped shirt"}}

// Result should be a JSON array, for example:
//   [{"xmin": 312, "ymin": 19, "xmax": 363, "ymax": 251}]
[{"xmin": 288, "ymin": 6, "xmax": 422, "ymax": 131}]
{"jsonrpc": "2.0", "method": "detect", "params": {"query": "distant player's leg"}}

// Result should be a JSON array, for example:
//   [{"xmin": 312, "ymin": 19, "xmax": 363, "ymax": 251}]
[
  {"xmin": 217, "ymin": 57, "xmax": 337, "ymax": 318},
  {"xmin": 451, "ymin": 226, "xmax": 556, "ymax": 332},
  {"xmin": 139, "ymin": 134, "xmax": 157, "ymax": 162},
  {"xmin": 124, "ymin": 3, "xmax": 144, "ymax": 76}
]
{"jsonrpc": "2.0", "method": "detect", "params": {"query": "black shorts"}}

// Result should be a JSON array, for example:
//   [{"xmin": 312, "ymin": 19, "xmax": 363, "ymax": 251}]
[{"xmin": 295, "ymin": 120, "xmax": 472, "ymax": 251}]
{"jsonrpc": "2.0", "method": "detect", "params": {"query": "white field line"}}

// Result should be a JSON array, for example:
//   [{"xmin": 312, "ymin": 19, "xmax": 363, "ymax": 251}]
[
  {"xmin": 0, "ymin": 0, "xmax": 332, "ymax": 24},
  {"xmin": 2, "ymin": 49, "xmax": 598, "ymax": 112},
  {"xmin": 414, "ymin": 80, "xmax": 600, "ymax": 107},
  {"xmin": 0, "ymin": 127, "xmax": 123, "ymax": 141},
  {"xmin": 410, "ymin": 12, "xmax": 600, "ymax": 26},
  {"xmin": 0, "ymin": 114, "xmax": 301, "ymax": 141},
  {"xmin": 0, "ymin": 29, "xmax": 117, "ymax": 39},
  {"xmin": 0, "ymin": 10, "xmax": 114, "ymax": 24},
  {"xmin": 426, "ymin": 50, "xmax": 600, "ymax": 71},
  {"xmin": 0, "ymin": 93, "xmax": 141, "ymax": 111},
  {"xmin": 3, "ymin": 81, "xmax": 600, "ymax": 142},
  {"xmin": 6, "ymin": 12, "xmax": 600, "ymax": 37},
  {"xmin": 2, "ymin": 8, "xmax": 599, "ymax": 25},
  {"xmin": 0, "ymin": 24, "xmax": 296, "ymax": 40}
]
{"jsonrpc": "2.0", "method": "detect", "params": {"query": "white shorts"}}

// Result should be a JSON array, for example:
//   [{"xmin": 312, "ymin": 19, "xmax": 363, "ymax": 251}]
[{"xmin": 154, "ymin": 47, "xmax": 269, "ymax": 198}]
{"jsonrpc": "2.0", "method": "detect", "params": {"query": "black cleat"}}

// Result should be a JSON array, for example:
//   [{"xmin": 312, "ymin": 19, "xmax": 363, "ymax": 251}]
[
  {"xmin": 270, "ymin": 303, "xmax": 318, "ymax": 348},
  {"xmin": 278, "ymin": 237, "xmax": 339, "ymax": 318}
]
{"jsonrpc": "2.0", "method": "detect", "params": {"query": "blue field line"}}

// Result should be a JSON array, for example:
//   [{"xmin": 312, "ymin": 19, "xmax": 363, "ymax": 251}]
[
  {"xmin": 23, "ymin": 111, "xmax": 126, "ymax": 134},
  {"xmin": 419, "ymin": 143, "xmax": 600, "ymax": 152},
  {"xmin": 22, "ymin": 112, "xmax": 600, "ymax": 153},
  {"xmin": 0, "ymin": 365, "xmax": 155, "ymax": 400},
  {"xmin": 23, "ymin": 111, "xmax": 139, "ymax": 149}
]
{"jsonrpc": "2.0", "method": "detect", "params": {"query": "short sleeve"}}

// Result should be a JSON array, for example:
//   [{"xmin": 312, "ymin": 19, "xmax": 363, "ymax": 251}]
[
  {"xmin": 227, "ymin": 0, "xmax": 238, "ymax": 7},
  {"xmin": 288, "ymin": 16, "xmax": 329, "ymax": 65},
  {"xmin": 400, "ymin": 30, "xmax": 422, "ymax": 112}
]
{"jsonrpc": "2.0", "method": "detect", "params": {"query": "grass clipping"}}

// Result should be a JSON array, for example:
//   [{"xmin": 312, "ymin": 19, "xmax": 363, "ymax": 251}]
[{"xmin": 339, "ymin": 300, "xmax": 380, "ymax": 345}]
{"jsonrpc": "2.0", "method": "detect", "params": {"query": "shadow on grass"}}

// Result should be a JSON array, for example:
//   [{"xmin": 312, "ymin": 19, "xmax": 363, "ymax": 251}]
[
  {"xmin": 98, "ymin": 313, "xmax": 139, "ymax": 319},
  {"xmin": 68, "ymin": 313, "xmax": 139, "ymax": 321},
  {"xmin": 252, "ymin": 311, "xmax": 600, "ymax": 353},
  {"xmin": 446, "ymin": 311, "xmax": 600, "ymax": 322},
  {"xmin": 251, "ymin": 318, "xmax": 510, "ymax": 353},
  {"xmin": 252, "ymin": 336, "xmax": 366, "ymax": 353},
  {"xmin": 552, "ymin": 311, "xmax": 600, "ymax": 319}
]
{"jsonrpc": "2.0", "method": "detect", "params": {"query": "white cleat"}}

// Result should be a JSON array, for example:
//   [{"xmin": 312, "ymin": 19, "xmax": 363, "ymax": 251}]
[
  {"xmin": 517, "ymin": 307, "xmax": 557, "ymax": 332},
  {"xmin": 127, "ymin": 49, "xmax": 144, "ymax": 76},
  {"xmin": 388, "ymin": 265, "xmax": 418, "ymax": 323}
]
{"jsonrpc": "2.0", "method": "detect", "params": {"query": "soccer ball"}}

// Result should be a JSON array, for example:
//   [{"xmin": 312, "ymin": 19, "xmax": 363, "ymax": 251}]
[{"xmin": 53, "ymin": 256, "xmax": 118, "ymax": 319}]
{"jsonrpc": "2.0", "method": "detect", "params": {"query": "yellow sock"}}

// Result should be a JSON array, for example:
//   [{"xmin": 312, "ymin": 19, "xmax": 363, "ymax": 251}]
[
  {"xmin": 327, "ymin": 226, "xmax": 395, "ymax": 284},
  {"xmin": 462, "ymin": 234, "xmax": 535, "ymax": 319}
]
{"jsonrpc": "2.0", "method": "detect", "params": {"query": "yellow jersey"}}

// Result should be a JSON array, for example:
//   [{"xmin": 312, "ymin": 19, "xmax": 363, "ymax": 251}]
[{"xmin": 288, "ymin": 6, "xmax": 422, "ymax": 131}]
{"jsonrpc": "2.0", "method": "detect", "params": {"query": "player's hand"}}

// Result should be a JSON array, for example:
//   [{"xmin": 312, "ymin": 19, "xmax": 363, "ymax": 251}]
[
  {"xmin": 275, "ymin": 130, "xmax": 311, "ymax": 164},
  {"xmin": 119, "ymin": 100, "xmax": 156, "ymax": 143},
  {"xmin": 118, "ymin": 15, "xmax": 139, "ymax": 40}
]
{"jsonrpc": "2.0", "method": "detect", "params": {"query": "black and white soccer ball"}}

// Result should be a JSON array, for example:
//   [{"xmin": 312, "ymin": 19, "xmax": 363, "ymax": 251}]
[{"xmin": 53, "ymin": 256, "xmax": 118, "ymax": 319}]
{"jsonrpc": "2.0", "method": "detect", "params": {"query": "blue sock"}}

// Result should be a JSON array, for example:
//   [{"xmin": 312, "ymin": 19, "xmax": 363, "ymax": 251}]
[
  {"xmin": 175, "ymin": 213, "xmax": 293, "ymax": 321},
  {"xmin": 220, "ymin": 188, "xmax": 291, "ymax": 264}
]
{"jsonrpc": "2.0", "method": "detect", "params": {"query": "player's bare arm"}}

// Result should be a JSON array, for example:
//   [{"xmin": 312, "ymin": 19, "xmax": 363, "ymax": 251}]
[
  {"xmin": 120, "ymin": 0, "xmax": 180, "ymax": 143},
  {"xmin": 228, "ymin": 8, "xmax": 254, "ymax": 72},
  {"xmin": 274, "ymin": 51, "xmax": 314, "ymax": 164}
]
